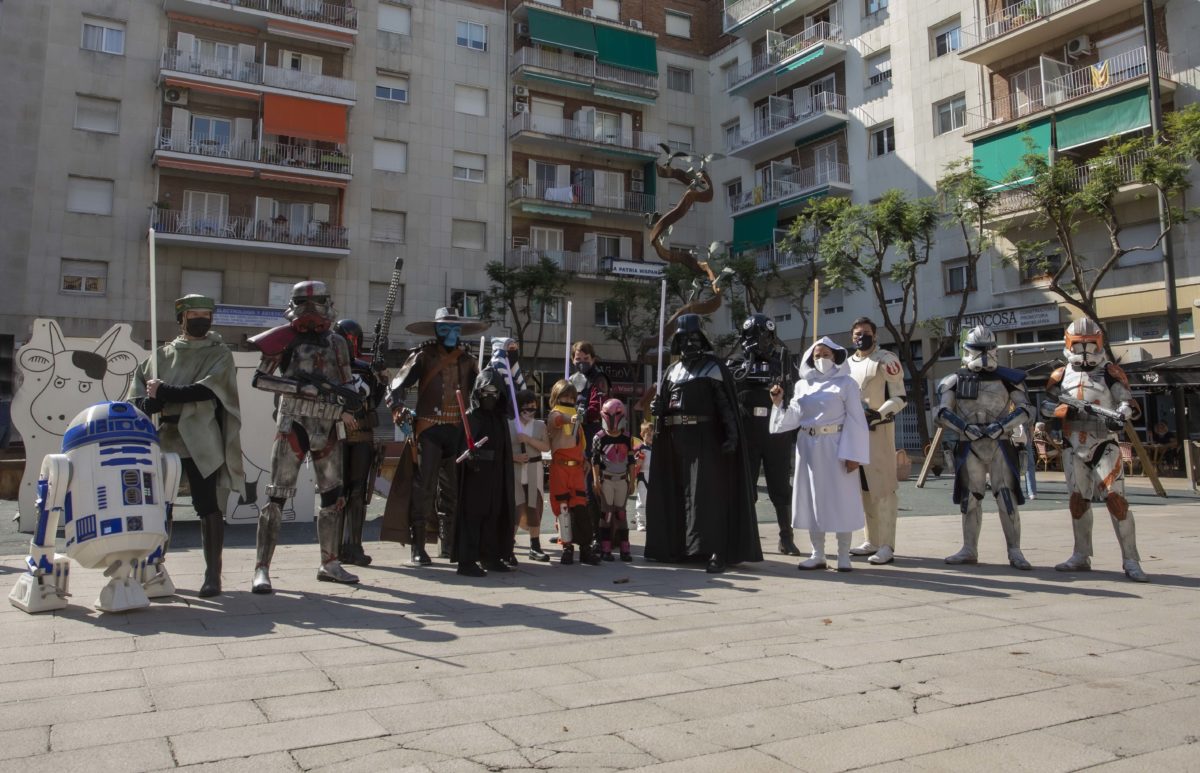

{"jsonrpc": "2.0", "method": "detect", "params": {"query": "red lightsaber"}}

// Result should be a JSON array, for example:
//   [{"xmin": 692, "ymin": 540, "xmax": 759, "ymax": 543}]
[{"xmin": 455, "ymin": 388, "xmax": 488, "ymax": 463}]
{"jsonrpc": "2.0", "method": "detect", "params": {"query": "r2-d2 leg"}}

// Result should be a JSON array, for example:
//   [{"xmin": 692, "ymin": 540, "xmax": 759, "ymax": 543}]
[
  {"xmin": 139, "ymin": 453, "xmax": 182, "ymax": 598},
  {"xmin": 9, "ymin": 456, "xmax": 73, "ymax": 613}
]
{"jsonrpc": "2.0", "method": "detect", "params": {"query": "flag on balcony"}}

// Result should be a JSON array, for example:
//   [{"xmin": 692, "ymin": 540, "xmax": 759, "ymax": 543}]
[
  {"xmin": 1091, "ymin": 60, "xmax": 1110, "ymax": 89},
  {"xmin": 263, "ymin": 94, "xmax": 347, "ymax": 144}
]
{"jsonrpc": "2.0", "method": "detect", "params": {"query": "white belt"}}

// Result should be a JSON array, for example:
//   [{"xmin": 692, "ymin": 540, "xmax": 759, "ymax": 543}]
[
  {"xmin": 803, "ymin": 423, "xmax": 842, "ymax": 436},
  {"xmin": 752, "ymin": 406, "xmax": 771, "ymax": 417},
  {"xmin": 280, "ymin": 395, "xmax": 343, "ymax": 420}
]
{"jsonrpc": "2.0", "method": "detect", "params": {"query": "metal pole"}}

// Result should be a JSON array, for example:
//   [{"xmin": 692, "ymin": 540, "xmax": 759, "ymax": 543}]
[
  {"xmin": 812, "ymin": 277, "xmax": 820, "ymax": 347},
  {"xmin": 1143, "ymin": 0, "xmax": 1190, "ymax": 485},
  {"xmin": 656, "ymin": 278, "xmax": 667, "ymax": 387},
  {"xmin": 148, "ymin": 227, "xmax": 158, "ymax": 380},
  {"xmin": 564, "ymin": 301, "xmax": 573, "ymax": 380}
]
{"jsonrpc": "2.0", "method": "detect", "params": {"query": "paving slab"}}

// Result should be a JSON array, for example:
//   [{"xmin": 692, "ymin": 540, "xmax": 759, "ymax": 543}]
[{"xmin": 0, "ymin": 495, "xmax": 1198, "ymax": 771}]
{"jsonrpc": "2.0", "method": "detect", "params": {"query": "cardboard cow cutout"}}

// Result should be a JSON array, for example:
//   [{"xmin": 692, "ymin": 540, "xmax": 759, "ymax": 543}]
[{"xmin": 13, "ymin": 320, "xmax": 315, "ymax": 531}]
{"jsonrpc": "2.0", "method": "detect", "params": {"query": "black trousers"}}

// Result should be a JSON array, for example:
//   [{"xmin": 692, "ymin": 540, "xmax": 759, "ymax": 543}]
[
  {"xmin": 744, "ymin": 416, "xmax": 795, "ymax": 535},
  {"xmin": 181, "ymin": 457, "xmax": 221, "ymax": 517}
]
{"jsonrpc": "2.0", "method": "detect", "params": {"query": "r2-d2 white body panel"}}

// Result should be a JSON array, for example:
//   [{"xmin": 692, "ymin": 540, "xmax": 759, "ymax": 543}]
[{"xmin": 9, "ymin": 402, "xmax": 181, "ymax": 614}]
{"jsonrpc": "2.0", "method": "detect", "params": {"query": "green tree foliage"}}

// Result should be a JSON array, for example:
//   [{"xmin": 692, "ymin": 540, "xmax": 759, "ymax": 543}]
[{"xmin": 481, "ymin": 257, "xmax": 569, "ymax": 365}]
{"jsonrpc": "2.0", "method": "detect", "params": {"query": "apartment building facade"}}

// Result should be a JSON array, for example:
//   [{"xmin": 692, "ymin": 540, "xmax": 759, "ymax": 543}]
[{"xmin": 1, "ymin": 0, "xmax": 1197, "ymax": 433}]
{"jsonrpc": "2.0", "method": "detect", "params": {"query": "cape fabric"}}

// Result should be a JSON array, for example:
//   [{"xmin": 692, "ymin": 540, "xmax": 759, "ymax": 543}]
[
  {"xmin": 645, "ymin": 354, "xmax": 763, "ymax": 565},
  {"xmin": 128, "ymin": 334, "xmax": 246, "ymax": 505},
  {"xmin": 452, "ymin": 406, "xmax": 516, "ymax": 564}
]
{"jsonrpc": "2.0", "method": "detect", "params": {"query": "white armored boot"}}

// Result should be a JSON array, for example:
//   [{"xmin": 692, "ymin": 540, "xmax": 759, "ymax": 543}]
[
  {"xmin": 945, "ymin": 501, "xmax": 981, "ymax": 564},
  {"xmin": 836, "ymin": 532, "xmax": 852, "ymax": 572},
  {"xmin": 252, "ymin": 502, "xmax": 282, "ymax": 594},
  {"xmin": 1111, "ymin": 510, "xmax": 1148, "ymax": 583},
  {"xmin": 1055, "ymin": 509, "xmax": 1093, "ymax": 572},
  {"xmin": 317, "ymin": 506, "xmax": 359, "ymax": 584},
  {"xmin": 798, "ymin": 529, "xmax": 827, "ymax": 570}
]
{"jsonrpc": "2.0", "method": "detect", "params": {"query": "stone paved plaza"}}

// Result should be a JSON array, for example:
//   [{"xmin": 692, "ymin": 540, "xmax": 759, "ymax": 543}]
[{"xmin": 1, "ymin": 478, "xmax": 1198, "ymax": 772}]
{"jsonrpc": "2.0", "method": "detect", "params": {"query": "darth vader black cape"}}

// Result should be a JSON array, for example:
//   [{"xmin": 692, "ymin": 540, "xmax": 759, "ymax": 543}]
[
  {"xmin": 451, "ymin": 389, "xmax": 516, "ymax": 565},
  {"xmin": 645, "ymin": 354, "xmax": 763, "ymax": 565}
]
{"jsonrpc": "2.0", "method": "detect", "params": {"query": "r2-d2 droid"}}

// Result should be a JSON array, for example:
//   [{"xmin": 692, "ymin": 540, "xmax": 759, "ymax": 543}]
[{"xmin": 9, "ymin": 402, "xmax": 181, "ymax": 613}]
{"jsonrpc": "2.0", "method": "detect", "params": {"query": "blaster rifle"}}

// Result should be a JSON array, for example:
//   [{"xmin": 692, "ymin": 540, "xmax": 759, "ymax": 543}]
[
  {"xmin": 371, "ymin": 257, "xmax": 404, "ymax": 371},
  {"xmin": 292, "ymin": 371, "xmax": 364, "ymax": 412},
  {"xmin": 1043, "ymin": 394, "xmax": 1126, "ymax": 431}
]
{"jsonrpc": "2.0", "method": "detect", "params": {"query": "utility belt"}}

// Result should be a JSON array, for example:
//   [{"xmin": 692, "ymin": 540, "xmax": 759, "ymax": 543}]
[
  {"xmin": 751, "ymin": 406, "xmax": 771, "ymax": 418},
  {"xmin": 869, "ymin": 416, "xmax": 895, "ymax": 431},
  {"xmin": 280, "ymin": 395, "xmax": 343, "ymax": 420},
  {"xmin": 555, "ymin": 459, "xmax": 582, "ymax": 467},
  {"xmin": 601, "ymin": 471, "xmax": 628, "ymax": 480},
  {"xmin": 802, "ymin": 423, "xmax": 842, "ymax": 436},
  {"xmin": 663, "ymin": 415, "xmax": 712, "ymax": 426}
]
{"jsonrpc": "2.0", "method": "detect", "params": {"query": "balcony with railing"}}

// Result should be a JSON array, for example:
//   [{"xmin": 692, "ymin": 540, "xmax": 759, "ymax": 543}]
[
  {"xmin": 164, "ymin": 0, "xmax": 358, "ymax": 35},
  {"xmin": 152, "ymin": 208, "xmax": 350, "ymax": 256},
  {"xmin": 160, "ymin": 47, "xmax": 356, "ymax": 102},
  {"xmin": 508, "ymin": 179, "xmax": 654, "ymax": 219},
  {"xmin": 990, "ymin": 148, "xmax": 1152, "ymax": 219},
  {"xmin": 511, "ymin": 46, "xmax": 658, "ymax": 99},
  {"xmin": 723, "ymin": 0, "xmax": 814, "ymax": 37},
  {"xmin": 741, "ymin": 229, "xmax": 815, "ymax": 272},
  {"xmin": 154, "ymin": 127, "xmax": 352, "ymax": 177},
  {"xmin": 508, "ymin": 112, "xmax": 660, "ymax": 158},
  {"xmin": 725, "ymin": 21, "xmax": 846, "ymax": 98},
  {"xmin": 965, "ymin": 46, "xmax": 1173, "ymax": 135},
  {"xmin": 727, "ymin": 91, "xmax": 847, "ymax": 159},
  {"xmin": 960, "ymin": 0, "xmax": 1142, "ymax": 65},
  {"xmin": 505, "ymin": 247, "xmax": 664, "ymax": 281},
  {"xmin": 731, "ymin": 160, "xmax": 851, "ymax": 215}
]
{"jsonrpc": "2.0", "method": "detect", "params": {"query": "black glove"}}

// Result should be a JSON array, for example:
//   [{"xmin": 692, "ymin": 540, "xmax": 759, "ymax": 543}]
[
  {"xmin": 1104, "ymin": 416, "xmax": 1126, "ymax": 432},
  {"xmin": 720, "ymin": 439, "xmax": 737, "ymax": 455},
  {"xmin": 864, "ymin": 408, "xmax": 883, "ymax": 425},
  {"xmin": 650, "ymin": 391, "xmax": 666, "ymax": 417}
]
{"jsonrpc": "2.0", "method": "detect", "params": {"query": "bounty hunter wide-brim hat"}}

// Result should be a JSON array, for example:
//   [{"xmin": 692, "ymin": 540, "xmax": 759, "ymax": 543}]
[{"xmin": 405, "ymin": 306, "xmax": 489, "ymax": 336}]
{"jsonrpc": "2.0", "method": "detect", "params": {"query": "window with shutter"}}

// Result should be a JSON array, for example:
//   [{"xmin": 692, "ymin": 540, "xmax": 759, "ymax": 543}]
[
  {"xmin": 75, "ymin": 95, "xmax": 119, "ymax": 133},
  {"xmin": 66, "ymin": 177, "xmax": 114, "ymax": 215}
]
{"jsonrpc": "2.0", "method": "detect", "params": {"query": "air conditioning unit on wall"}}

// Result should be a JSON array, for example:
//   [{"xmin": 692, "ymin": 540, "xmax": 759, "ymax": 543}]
[
  {"xmin": 1066, "ymin": 35, "xmax": 1091, "ymax": 58},
  {"xmin": 515, "ymin": 22, "xmax": 530, "ymax": 36},
  {"xmin": 628, "ymin": 19, "xmax": 643, "ymax": 30},
  {"xmin": 514, "ymin": 84, "xmax": 529, "ymax": 98},
  {"xmin": 164, "ymin": 87, "xmax": 189, "ymax": 106},
  {"xmin": 514, "ymin": 101, "xmax": 528, "ymax": 114},
  {"xmin": 582, "ymin": 7, "xmax": 595, "ymax": 18}
]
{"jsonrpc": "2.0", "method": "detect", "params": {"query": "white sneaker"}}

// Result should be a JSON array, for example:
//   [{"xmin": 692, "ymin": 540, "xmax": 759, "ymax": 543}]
[
  {"xmin": 868, "ymin": 546, "xmax": 894, "ymax": 565},
  {"xmin": 798, "ymin": 554, "xmax": 827, "ymax": 570},
  {"xmin": 848, "ymin": 542, "xmax": 877, "ymax": 556}
]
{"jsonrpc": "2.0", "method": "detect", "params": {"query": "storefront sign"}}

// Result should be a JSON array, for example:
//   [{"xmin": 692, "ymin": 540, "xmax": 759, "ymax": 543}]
[
  {"xmin": 608, "ymin": 259, "xmax": 664, "ymax": 278},
  {"xmin": 947, "ymin": 304, "xmax": 1059, "ymax": 334},
  {"xmin": 213, "ymin": 304, "xmax": 287, "ymax": 328}
]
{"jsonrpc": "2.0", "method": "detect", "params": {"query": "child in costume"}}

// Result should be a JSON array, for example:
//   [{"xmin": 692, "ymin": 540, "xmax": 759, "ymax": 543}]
[
  {"xmin": 632, "ymin": 420, "xmax": 653, "ymax": 532},
  {"xmin": 547, "ymin": 380, "xmax": 599, "ymax": 565},
  {"xmin": 591, "ymin": 399, "xmax": 634, "ymax": 561},
  {"xmin": 510, "ymin": 389, "xmax": 550, "ymax": 564}
]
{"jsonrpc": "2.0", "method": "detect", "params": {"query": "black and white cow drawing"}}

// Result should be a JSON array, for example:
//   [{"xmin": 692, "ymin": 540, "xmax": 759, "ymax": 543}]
[{"xmin": 17, "ymin": 320, "xmax": 141, "ymax": 436}]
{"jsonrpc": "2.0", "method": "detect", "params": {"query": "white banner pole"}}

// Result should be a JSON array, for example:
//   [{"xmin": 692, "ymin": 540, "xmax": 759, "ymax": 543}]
[{"xmin": 148, "ymin": 227, "xmax": 159, "ymax": 380}]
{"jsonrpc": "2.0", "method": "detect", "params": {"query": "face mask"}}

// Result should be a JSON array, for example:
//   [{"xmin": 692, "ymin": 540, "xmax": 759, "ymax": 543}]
[
  {"xmin": 436, "ymin": 323, "xmax": 461, "ymax": 348},
  {"xmin": 508, "ymin": 350, "xmax": 519, "ymax": 366},
  {"xmin": 813, "ymin": 357, "xmax": 834, "ymax": 374},
  {"xmin": 575, "ymin": 360, "xmax": 592, "ymax": 375},
  {"xmin": 855, "ymin": 334, "xmax": 874, "ymax": 351},
  {"xmin": 520, "ymin": 407, "xmax": 536, "ymax": 417},
  {"xmin": 185, "ymin": 317, "xmax": 212, "ymax": 337}
]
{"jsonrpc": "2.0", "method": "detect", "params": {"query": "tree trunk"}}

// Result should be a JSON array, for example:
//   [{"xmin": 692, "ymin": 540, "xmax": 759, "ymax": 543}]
[{"xmin": 901, "ymin": 352, "xmax": 933, "ymax": 453}]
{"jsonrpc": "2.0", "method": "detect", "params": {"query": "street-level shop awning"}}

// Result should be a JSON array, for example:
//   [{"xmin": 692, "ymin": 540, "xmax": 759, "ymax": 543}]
[
  {"xmin": 1056, "ymin": 88, "xmax": 1151, "ymax": 152},
  {"xmin": 527, "ymin": 8, "xmax": 597, "ymax": 54},
  {"xmin": 594, "ymin": 24, "xmax": 658, "ymax": 75},
  {"xmin": 972, "ymin": 117, "xmax": 1051, "ymax": 189},
  {"xmin": 263, "ymin": 94, "xmax": 347, "ymax": 144},
  {"xmin": 732, "ymin": 204, "xmax": 779, "ymax": 250}
]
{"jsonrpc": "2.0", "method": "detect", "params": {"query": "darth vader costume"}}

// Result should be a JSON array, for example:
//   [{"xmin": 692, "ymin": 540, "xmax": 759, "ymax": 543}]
[{"xmin": 645, "ymin": 315, "xmax": 763, "ymax": 572}]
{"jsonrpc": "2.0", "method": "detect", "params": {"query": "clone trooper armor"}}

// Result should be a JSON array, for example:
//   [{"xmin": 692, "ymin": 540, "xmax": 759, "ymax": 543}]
[
  {"xmin": 727, "ymin": 314, "xmax": 800, "ymax": 556},
  {"xmin": 848, "ymin": 335, "xmax": 907, "ymax": 564},
  {"xmin": 333, "ymin": 319, "xmax": 386, "ymax": 568},
  {"xmin": 935, "ymin": 326, "xmax": 1034, "ymax": 569},
  {"xmin": 1043, "ymin": 318, "xmax": 1147, "ymax": 582},
  {"xmin": 249, "ymin": 281, "xmax": 364, "ymax": 592}
]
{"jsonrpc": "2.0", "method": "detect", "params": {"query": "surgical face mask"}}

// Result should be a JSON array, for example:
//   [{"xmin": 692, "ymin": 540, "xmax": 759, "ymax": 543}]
[
  {"xmin": 184, "ymin": 317, "xmax": 212, "ymax": 337},
  {"xmin": 435, "ymin": 323, "xmax": 461, "ymax": 347},
  {"xmin": 813, "ymin": 356, "xmax": 834, "ymax": 374},
  {"xmin": 854, "ymin": 333, "xmax": 874, "ymax": 351}
]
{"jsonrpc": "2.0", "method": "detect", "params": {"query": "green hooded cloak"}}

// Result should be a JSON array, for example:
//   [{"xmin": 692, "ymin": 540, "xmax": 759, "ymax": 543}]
[{"xmin": 127, "ymin": 333, "xmax": 246, "ymax": 507}]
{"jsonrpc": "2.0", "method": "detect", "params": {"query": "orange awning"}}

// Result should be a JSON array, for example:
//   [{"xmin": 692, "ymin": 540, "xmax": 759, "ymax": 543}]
[
  {"xmin": 165, "ymin": 77, "xmax": 260, "ymax": 101},
  {"xmin": 263, "ymin": 94, "xmax": 347, "ymax": 144}
]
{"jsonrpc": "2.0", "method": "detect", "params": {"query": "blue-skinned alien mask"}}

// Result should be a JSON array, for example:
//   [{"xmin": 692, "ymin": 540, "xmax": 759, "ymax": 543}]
[{"xmin": 435, "ymin": 322, "xmax": 461, "ymax": 348}]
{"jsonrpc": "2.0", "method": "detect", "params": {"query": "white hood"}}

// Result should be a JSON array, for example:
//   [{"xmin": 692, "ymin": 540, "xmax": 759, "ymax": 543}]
[{"xmin": 799, "ymin": 336, "xmax": 851, "ymax": 382}]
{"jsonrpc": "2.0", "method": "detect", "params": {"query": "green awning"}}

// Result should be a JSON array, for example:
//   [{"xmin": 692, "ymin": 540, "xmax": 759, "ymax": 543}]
[
  {"xmin": 1056, "ymin": 88, "xmax": 1150, "ymax": 151},
  {"xmin": 521, "ymin": 203, "xmax": 592, "ymax": 219},
  {"xmin": 594, "ymin": 24, "xmax": 658, "ymax": 75},
  {"xmin": 793, "ymin": 123, "xmax": 847, "ymax": 148},
  {"xmin": 776, "ymin": 46, "xmax": 824, "ymax": 75},
  {"xmin": 732, "ymin": 205, "xmax": 779, "ymax": 250},
  {"xmin": 524, "ymin": 72, "xmax": 591, "ymax": 91},
  {"xmin": 641, "ymin": 162, "xmax": 656, "ymax": 198},
  {"xmin": 779, "ymin": 188, "xmax": 830, "ymax": 210},
  {"xmin": 527, "ymin": 9, "xmax": 597, "ymax": 55},
  {"xmin": 972, "ymin": 117, "xmax": 1051, "ymax": 188},
  {"xmin": 592, "ymin": 87, "xmax": 657, "ymax": 105}
]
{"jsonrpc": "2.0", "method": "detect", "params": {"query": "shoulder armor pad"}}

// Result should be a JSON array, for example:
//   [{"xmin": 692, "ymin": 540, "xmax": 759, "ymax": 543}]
[
  {"xmin": 1105, "ymin": 362, "xmax": 1130, "ymax": 387},
  {"xmin": 246, "ymin": 324, "xmax": 297, "ymax": 357},
  {"xmin": 937, "ymin": 373, "xmax": 959, "ymax": 394},
  {"xmin": 993, "ymin": 365, "xmax": 1027, "ymax": 385},
  {"xmin": 1047, "ymin": 366, "xmax": 1066, "ymax": 389}
]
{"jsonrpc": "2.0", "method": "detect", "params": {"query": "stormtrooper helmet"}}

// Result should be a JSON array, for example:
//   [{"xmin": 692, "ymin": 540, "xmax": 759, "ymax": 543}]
[
  {"xmin": 961, "ymin": 325, "xmax": 998, "ymax": 373},
  {"xmin": 1064, "ymin": 318, "xmax": 1105, "ymax": 370},
  {"xmin": 285, "ymin": 280, "xmax": 334, "ymax": 332}
]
